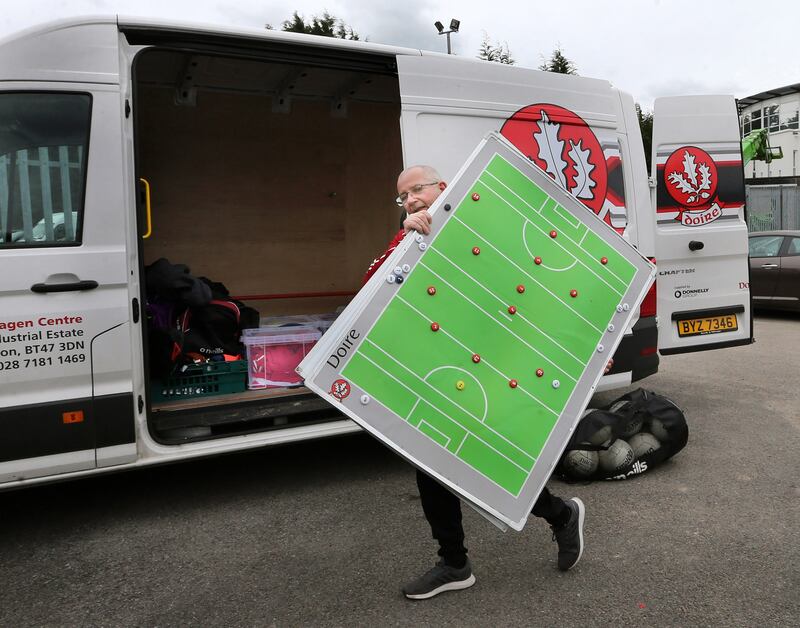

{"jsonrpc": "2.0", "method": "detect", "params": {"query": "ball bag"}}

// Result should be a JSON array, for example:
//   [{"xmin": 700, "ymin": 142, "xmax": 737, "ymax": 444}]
[{"xmin": 557, "ymin": 388, "xmax": 688, "ymax": 481}]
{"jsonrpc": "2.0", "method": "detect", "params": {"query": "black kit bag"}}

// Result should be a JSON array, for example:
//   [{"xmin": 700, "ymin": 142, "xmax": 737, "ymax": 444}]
[
  {"xmin": 144, "ymin": 259, "xmax": 259, "ymax": 373},
  {"xmin": 557, "ymin": 388, "xmax": 688, "ymax": 481},
  {"xmin": 175, "ymin": 280, "xmax": 259, "ymax": 364},
  {"xmin": 177, "ymin": 299, "xmax": 245, "ymax": 362}
]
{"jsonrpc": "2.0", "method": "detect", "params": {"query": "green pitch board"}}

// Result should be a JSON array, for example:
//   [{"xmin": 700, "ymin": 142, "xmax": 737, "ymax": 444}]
[{"xmin": 298, "ymin": 133, "xmax": 655, "ymax": 531}]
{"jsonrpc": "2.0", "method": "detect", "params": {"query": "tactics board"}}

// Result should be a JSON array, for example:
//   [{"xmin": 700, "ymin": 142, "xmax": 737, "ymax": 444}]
[{"xmin": 298, "ymin": 133, "xmax": 655, "ymax": 531}]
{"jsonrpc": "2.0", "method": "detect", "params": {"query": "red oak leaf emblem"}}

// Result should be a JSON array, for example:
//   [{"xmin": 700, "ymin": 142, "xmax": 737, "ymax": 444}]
[
  {"xmin": 501, "ymin": 103, "xmax": 608, "ymax": 215},
  {"xmin": 329, "ymin": 379, "xmax": 351, "ymax": 401}
]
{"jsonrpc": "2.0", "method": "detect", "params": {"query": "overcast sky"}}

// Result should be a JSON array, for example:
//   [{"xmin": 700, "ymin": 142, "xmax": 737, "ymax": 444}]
[{"xmin": 0, "ymin": 0, "xmax": 796, "ymax": 109}]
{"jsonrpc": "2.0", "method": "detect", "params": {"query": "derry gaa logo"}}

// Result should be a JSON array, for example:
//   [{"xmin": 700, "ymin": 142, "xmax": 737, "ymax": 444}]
[
  {"xmin": 664, "ymin": 146, "xmax": 722, "ymax": 227},
  {"xmin": 329, "ymin": 378, "xmax": 351, "ymax": 401},
  {"xmin": 500, "ymin": 104, "xmax": 608, "ymax": 215}
]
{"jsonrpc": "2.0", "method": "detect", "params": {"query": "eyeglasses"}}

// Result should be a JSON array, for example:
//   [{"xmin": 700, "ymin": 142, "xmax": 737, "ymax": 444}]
[{"xmin": 395, "ymin": 181, "xmax": 439, "ymax": 206}]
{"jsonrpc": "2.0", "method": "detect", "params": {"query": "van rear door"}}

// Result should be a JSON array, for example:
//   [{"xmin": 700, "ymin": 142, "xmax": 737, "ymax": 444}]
[{"xmin": 652, "ymin": 95, "xmax": 752, "ymax": 354}]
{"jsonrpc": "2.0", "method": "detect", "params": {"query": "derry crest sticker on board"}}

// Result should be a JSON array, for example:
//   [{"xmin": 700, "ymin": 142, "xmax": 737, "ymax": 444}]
[{"xmin": 664, "ymin": 146, "xmax": 722, "ymax": 227}]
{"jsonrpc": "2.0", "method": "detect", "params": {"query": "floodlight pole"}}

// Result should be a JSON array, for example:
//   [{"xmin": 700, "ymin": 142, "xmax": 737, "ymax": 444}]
[{"xmin": 435, "ymin": 19, "xmax": 459, "ymax": 54}]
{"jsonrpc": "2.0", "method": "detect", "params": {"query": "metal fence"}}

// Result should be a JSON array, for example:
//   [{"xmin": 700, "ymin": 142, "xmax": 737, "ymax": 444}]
[
  {"xmin": 0, "ymin": 146, "xmax": 83, "ymax": 243},
  {"xmin": 746, "ymin": 184, "xmax": 800, "ymax": 232}
]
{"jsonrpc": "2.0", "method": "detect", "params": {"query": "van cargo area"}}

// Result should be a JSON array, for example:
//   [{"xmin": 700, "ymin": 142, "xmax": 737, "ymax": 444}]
[{"xmin": 133, "ymin": 47, "xmax": 404, "ymax": 443}]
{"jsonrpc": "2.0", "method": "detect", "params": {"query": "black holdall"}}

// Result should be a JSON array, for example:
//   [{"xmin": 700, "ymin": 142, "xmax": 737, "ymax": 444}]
[
  {"xmin": 144, "ymin": 259, "xmax": 260, "ymax": 374},
  {"xmin": 557, "ymin": 389, "xmax": 689, "ymax": 481}
]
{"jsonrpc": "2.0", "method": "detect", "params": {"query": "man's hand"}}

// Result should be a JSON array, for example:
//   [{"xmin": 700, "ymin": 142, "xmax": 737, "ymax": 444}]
[
  {"xmin": 604, "ymin": 358, "xmax": 614, "ymax": 375},
  {"xmin": 403, "ymin": 210, "xmax": 432, "ymax": 235}
]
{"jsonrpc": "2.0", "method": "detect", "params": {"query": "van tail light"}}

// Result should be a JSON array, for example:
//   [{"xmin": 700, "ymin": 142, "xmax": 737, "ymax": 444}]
[{"xmin": 639, "ymin": 257, "xmax": 657, "ymax": 318}]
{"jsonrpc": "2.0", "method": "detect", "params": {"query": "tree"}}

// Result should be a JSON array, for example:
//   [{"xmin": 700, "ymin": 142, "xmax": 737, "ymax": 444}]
[
  {"xmin": 539, "ymin": 47, "xmax": 577, "ymax": 75},
  {"xmin": 636, "ymin": 104, "xmax": 654, "ymax": 171},
  {"xmin": 477, "ymin": 32, "xmax": 515, "ymax": 65},
  {"xmin": 266, "ymin": 11, "xmax": 360, "ymax": 40}
]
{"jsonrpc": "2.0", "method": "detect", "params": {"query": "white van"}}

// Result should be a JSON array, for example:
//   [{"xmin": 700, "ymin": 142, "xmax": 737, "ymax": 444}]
[{"xmin": 0, "ymin": 16, "xmax": 751, "ymax": 487}]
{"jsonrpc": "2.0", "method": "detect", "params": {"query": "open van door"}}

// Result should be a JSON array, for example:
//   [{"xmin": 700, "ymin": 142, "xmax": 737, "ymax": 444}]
[{"xmin": 652, "ymin": 95, "xmax": 752, "ymax": 354}]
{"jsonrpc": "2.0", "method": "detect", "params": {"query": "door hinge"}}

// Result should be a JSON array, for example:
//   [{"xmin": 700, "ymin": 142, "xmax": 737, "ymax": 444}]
[
  {"xmin": 138, "ymin": 395, "xmax": 144, "ymax": 413},
  {"xmin": 125, "ymin": 99, "xmax": 131, "ymax": 118},
  {"xmin": 132, "ymin": 297, "xmax": 140, "ymax": 323}
]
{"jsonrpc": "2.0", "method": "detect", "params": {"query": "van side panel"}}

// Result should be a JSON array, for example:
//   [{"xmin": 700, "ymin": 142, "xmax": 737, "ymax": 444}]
[{"xmin": 0, "ymin": 21, "xmax": 119, "ymax": 84}]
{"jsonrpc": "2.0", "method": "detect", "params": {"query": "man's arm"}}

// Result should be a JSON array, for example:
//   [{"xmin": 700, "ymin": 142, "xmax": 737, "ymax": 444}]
[
  {"xmin": 362, "ymin": 211, "xmax": 434, "ymax": 284},
  {"xmin": 362, "ymin": 228, "xmax": 405, "ymax": 284}
]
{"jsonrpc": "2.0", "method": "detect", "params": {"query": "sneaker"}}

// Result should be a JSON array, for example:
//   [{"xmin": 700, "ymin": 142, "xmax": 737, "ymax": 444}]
[
  {"xmin": 551, "ymin": 497, "xmax": 585, "ymax": 571},
  {"xmin": 402, "ymin": 559, "xmax": 476, "ymax": 600}
]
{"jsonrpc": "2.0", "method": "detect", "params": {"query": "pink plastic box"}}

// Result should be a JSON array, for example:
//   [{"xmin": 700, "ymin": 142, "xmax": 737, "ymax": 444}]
[{"xmin": 242, "ymin": 326, "xmax": 321, "ymax": 389}]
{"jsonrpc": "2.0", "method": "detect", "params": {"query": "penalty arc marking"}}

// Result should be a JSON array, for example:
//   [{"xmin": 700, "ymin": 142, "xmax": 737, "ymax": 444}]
[
  {"xmin": 522, "ymin": 221, "xmax": 578, "ymax": 272},
  {"xmin": 396, "ymin": 295, "xmax": 563, "ymax": 413},
  {"xmin": 359, "ymin": 340, "xmax": 536, "ymax": 484}
]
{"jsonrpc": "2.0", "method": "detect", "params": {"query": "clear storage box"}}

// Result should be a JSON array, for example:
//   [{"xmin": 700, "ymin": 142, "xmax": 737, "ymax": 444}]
[
  {"xmin": 242, "ymin": 326, "xmax": 321, "ymax": 389},
  {"xmin": 260, "ymin": 312, "xmax": 338, "ymax": 335}
]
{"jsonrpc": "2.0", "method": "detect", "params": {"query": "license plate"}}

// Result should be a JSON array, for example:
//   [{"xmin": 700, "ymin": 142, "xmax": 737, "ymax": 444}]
[{"xmin": 677, "ymin": 314, "xmax": 738, "ymax": 337}]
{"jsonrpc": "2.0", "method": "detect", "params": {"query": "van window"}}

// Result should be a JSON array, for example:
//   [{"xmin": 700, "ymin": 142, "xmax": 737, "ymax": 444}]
[{"xmin": 0, "ymin": 93, "xmax": 91, "ymax": 247}]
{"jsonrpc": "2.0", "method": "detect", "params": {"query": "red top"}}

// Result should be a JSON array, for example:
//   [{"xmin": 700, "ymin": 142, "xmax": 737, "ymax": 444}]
[{"xmin": 362, "ymin": 228, "xmax": 405, "ymax": 284}]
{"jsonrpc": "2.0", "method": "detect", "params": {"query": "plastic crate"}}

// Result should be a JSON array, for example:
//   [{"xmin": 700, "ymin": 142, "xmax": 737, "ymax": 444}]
[
  {"xmin": 243, "ymin": 326, "xmax": 321, "ymax": 389},
  {"xmin": 152, "ymin": 360, "xmax": 248, "ymax": 401},
  {"xmin": 260, "ymin": 312, "xmax": 338, "ymax": 335}
]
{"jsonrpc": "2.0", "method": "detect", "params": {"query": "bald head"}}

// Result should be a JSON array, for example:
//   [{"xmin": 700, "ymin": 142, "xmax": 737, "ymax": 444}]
[
  {"xmin": 396, "ymin": 165, "xmax": 447, "ymax": 213},
  {"xmin": 399, "ymin": 165, "xmax": 442, "ymax": 182}
]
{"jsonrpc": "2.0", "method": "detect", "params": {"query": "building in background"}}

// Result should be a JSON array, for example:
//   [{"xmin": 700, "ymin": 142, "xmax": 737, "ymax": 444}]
[{"xmin": 739, "ymin": 83, "xmax": 800, "ymax": 231}]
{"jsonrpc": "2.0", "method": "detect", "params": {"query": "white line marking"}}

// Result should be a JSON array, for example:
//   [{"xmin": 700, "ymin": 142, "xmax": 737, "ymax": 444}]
[
  {"xmin": 418, "ymin": 420, "xmax": 451, "ymax": 448},
  {"xmin": 406, "ymin": 398, "xmax": 421, "ymax": 421},
  {"xmin": 497, "ymin": 309, "xmax": 514, "ymax": 322},
  {"xmin": 359, "ymin": 342, "xmax": 535, "ymax": 471},
  {"xmin": 427, "ymin": 247, "xmax": 585, "ymax": 367},
  {"xmin": 424, "ymin": 365, "xmax": 489, "ymax": 421},
  {"xmin": 450, "ymin": 217, "xmax": 604, "ymax": 334},
  {"xmin": 523, "ymin": 221, "xmax": 577, "ymax": 272},
  {"xmin": 397, "ymin": 292, "xmax": 567, "ymax": 408},
  {"xmin": 480, "ymin": 171, "xmax": 628, "ymax": 292},
  {"xmin": 541, "ymin": 196, "xmax": 581, "ymax": 228}
]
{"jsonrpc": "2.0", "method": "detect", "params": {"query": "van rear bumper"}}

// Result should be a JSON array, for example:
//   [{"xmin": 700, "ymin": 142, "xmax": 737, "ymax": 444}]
[{"xmin": 610, "ymin": 315, "xmax": 659, "ymax": 383}]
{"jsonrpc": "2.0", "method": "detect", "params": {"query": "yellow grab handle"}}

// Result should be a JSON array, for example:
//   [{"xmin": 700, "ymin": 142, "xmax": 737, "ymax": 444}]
[{"xmin": 140, "ymin": 177, "xmax": 152, "ymax": 239}]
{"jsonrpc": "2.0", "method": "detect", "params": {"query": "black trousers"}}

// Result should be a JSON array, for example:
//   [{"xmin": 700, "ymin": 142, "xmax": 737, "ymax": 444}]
[{"xmin": 416, "ymin": 469, "xmax": 567, "ymax": 565}]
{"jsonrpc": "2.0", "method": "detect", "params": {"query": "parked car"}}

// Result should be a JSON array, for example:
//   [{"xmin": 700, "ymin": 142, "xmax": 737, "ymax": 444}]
[
  {"xmin": 11, "ymin": 211, "xmax": 79, "ymax": 243},
  {"xmin": 748, "ymin": 230, "xmax": 800, "ymax": 311}
]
